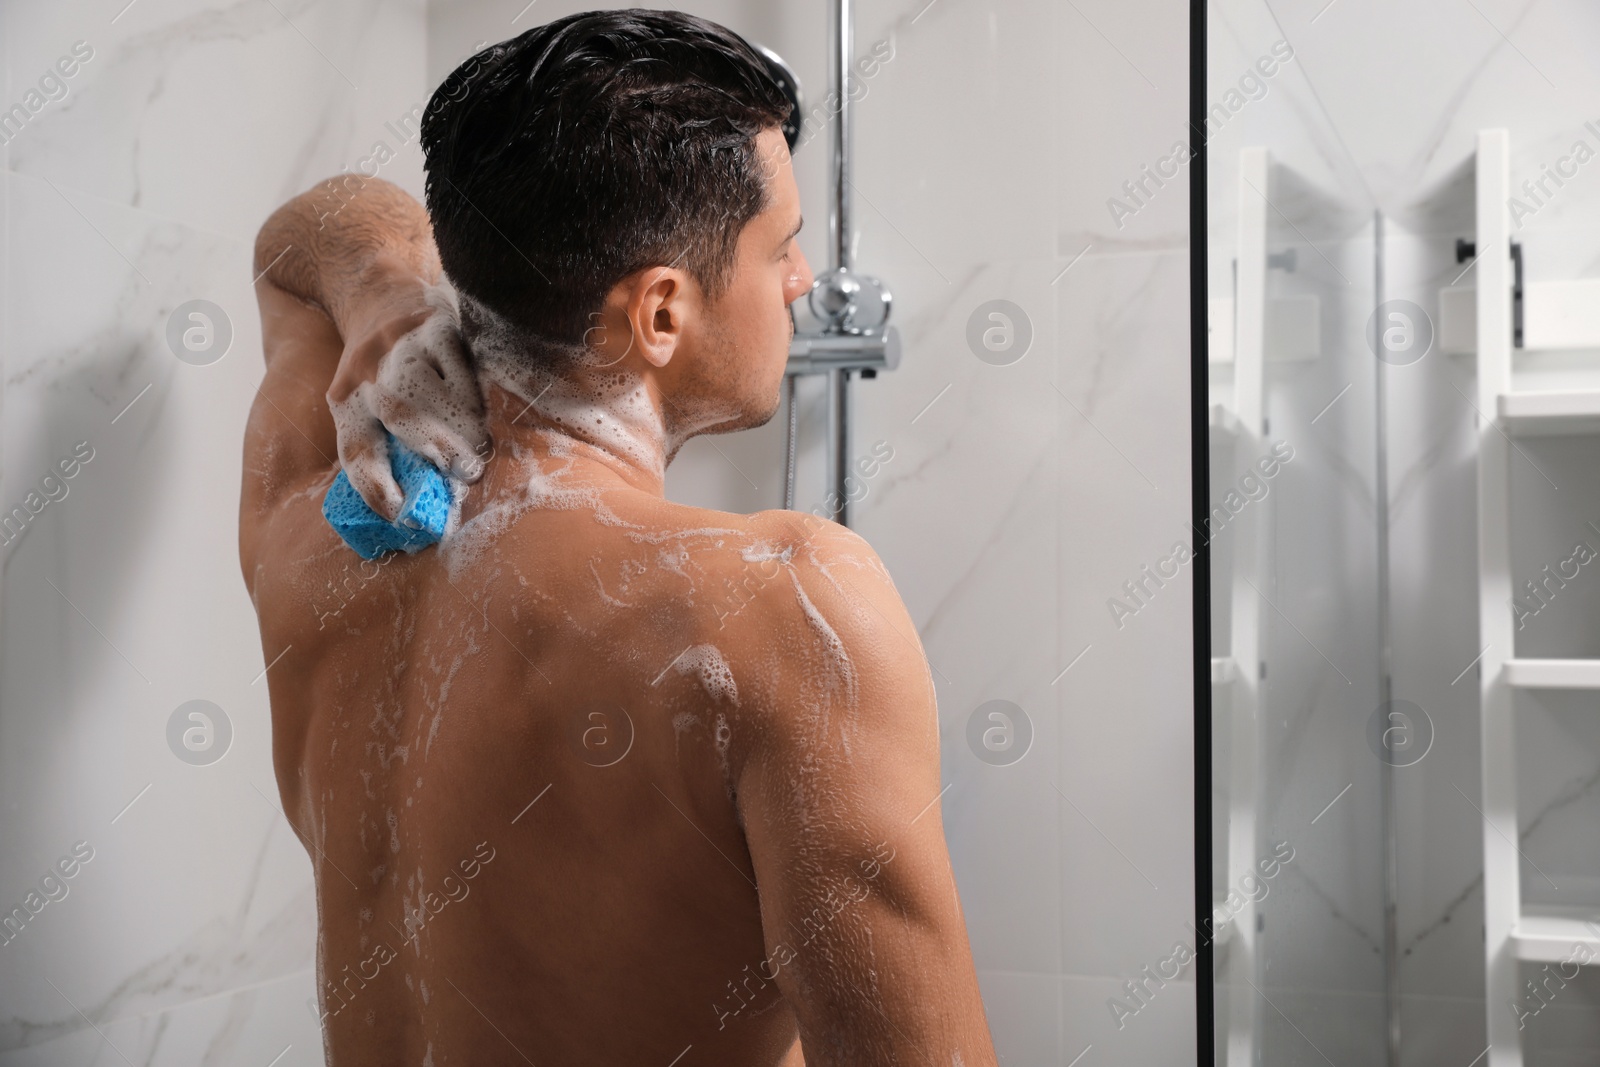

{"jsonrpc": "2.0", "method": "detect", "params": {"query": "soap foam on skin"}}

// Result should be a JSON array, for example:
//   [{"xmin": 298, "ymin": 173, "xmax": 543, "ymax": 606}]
[
  {"xmin": 464, "ymin": 293, "xmax": 672, "ymax": 481},
  {"xmin": 713, "ymin": 713, "xmax": 733, "ymax": 778},
  {"xmin": 742, "ymin": 542, "xmax": 796, "ymax": 566},
  {"xmin": 440, "ymin": 488, "xmax": 530, "ymax": 578},
  {"xmin": 424, "ymin": 643, "xmax": 475, "ymax": 756},
  {"xmin": 674, "ymin": 644, "xmax": 739, "ymax": 707},
  {"xmin": 797, "ymin": 535, "xmax": 886, "ymax": 603},
  {"xmin": 524, "ymin": 443, "xmax": 636, "ymax": 528},
  {"xmin": 786, "ymin": 571, "xmax": 859, "ymax": 709},
  {"xmin": 655, "ymin": 544, "xmax": 696, "ymax": 588},
  {"xmin": 439, "ymin": 421, "xmax": 653, "ymax": 580},
  {"xmin": 671, "ymin": 711, "xmax": 700, "ymax": 751},
  {"xmin": 463, "ymin": 290, "xmax": 751, "ymax": 482},
  {"xmin": 627, "ymin": 526, "xmax": 740, "ymax": 546},
  {"xmin": 589, "ymin": 560, "xmax": 633, "ymax": 608}
]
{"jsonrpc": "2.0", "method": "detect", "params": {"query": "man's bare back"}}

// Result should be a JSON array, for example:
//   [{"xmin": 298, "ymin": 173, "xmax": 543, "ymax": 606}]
[
  {"xmin": 242, "ymin": 205, "xmax": 994, "ymax": 1067},
  {"xmin": 240, "ymin": 14, "xmax": 994, "ymax": 1061}
]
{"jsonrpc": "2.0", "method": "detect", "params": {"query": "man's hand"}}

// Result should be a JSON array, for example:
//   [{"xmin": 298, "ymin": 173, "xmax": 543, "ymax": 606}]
[
  {"xmin": 254, "ymin": 177, "xmax": 489, "ymax": 521},
  {"xmin": 327, "ymin": 269, "xmax": 488, "ymax": 521}
]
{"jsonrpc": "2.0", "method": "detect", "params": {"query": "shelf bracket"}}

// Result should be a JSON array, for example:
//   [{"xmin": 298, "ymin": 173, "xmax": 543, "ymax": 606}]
[{"xmin": 1456, "ymin": 237, "xmax": 1523, "ymax": 348}]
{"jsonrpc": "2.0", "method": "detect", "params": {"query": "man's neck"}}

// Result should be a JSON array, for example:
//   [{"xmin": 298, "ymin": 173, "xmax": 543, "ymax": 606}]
[{"xmin": 476, "ymin": 359, "xmax": 670, "ymax": 498}]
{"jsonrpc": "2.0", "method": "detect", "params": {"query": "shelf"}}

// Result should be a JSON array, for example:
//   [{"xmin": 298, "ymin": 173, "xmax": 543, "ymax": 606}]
[
  {"xmin": 1211, "ymin": 657, "xmax": 1238, "ymax": 685},
  {"xmin": 1526, "ymin": 280, "xmax": 1600, "ymax": 350},
  {"xmin": 1499, "ymin": 391, "xmax": 1600, "ymax": 436},
  {"xmin": 1513, "ymin": 907, "xmax": 1600, "ymax": 963},
  {"xmin": 1439, "ymin": 278, "xmax": 1600, "ymax": 355},
  {"xmin": 1505, "ymin": 658, "xmax": 1600, "ymax": 688}
]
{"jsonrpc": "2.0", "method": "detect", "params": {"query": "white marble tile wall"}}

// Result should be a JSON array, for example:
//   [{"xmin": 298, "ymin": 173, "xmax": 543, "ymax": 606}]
[{"xmin": 0, "ymin": 1, "xmax": 427, "ymax": 1064}]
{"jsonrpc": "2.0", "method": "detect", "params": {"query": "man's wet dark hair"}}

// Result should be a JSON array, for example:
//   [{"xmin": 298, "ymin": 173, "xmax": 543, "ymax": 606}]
[{"xmin": 420, "ymin": 9, "xmax": 792, "ymax": 359}]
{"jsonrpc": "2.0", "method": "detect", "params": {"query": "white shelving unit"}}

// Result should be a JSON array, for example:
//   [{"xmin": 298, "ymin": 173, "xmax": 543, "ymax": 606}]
[
  {"xmin": 1437, "ymin": 281, "xmax": 1600, "ymax": 365},
  {"xmin": 1498, "ymin": 390, "xmax": 1600, "ymax": 436},
  {"xmin": 1512, "ymin": 908, "xmax": 1600, "ymax": 964},
  {"xmin": 1212, "ymin": 145, "xmax": 1268, "ymax": 1067},
  {"xmin": 1476, "ymin": 128, "xmax": 1600, "ymax": 1067},
  {"xmin": 1504, "ymin": 658, "xmax": 1600, "ymax": 689}
]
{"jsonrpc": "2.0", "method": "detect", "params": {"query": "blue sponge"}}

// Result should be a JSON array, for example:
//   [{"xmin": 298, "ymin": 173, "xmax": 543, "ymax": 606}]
[{"xmin": 322, "ymin": 436, "xmax": 452, "ymax": 560}]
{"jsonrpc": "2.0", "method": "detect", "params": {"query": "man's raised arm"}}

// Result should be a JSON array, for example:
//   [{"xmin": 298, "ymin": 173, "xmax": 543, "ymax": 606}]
[
  {"xmin": 252, "ymin": 175, "xmax": 487, "ymax": 520},
  {"xmin": 736, "ymin": 519, "xmax": 998, "ymax": 1066}
]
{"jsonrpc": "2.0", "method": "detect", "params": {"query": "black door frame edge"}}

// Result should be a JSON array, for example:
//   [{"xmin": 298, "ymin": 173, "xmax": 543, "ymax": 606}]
[{"xmin": 1189, "ymin": 0, "xmax": 1215, "ymax": 1062}]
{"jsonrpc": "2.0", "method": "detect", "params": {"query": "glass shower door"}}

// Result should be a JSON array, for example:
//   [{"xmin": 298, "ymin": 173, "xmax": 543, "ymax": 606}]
[{"xmin": 1208, "ymin": 139, "xmax": 1385, "ymax": 1067}]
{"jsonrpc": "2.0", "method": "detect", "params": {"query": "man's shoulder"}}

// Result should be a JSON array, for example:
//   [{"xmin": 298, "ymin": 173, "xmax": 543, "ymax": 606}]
[
  {"xmin": 702, "ymin": 507, "xmax": 920, "ymax": 710},
  {"xmin": 591, "ymin": 498, "xmax": 884, "ymax": 583},
  {"xmin": 741, "ymin": 507, "xmax": 883, "ymax": 570},
  {"xmin": 696, "ymin": 507, "xmax": 895, "ymax": 623},
  {"xmin": 723, "ymin": 509, "xmax": 942, "ymax": 839},
  {"xmin": 474, "ymin": 494, "xmax": 915, "ymax": 706}
]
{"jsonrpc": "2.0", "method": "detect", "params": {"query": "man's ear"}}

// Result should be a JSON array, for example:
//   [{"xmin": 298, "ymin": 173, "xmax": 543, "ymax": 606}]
[{"xmin": 625, "ymin": 266, "xmax": 692, "ymax": 369}]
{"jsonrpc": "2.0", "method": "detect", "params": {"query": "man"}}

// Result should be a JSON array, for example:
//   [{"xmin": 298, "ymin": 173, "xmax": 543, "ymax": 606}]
[{"xmin": 241, "ymin": 10, "xmax": 995, "ymax": 1065}]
